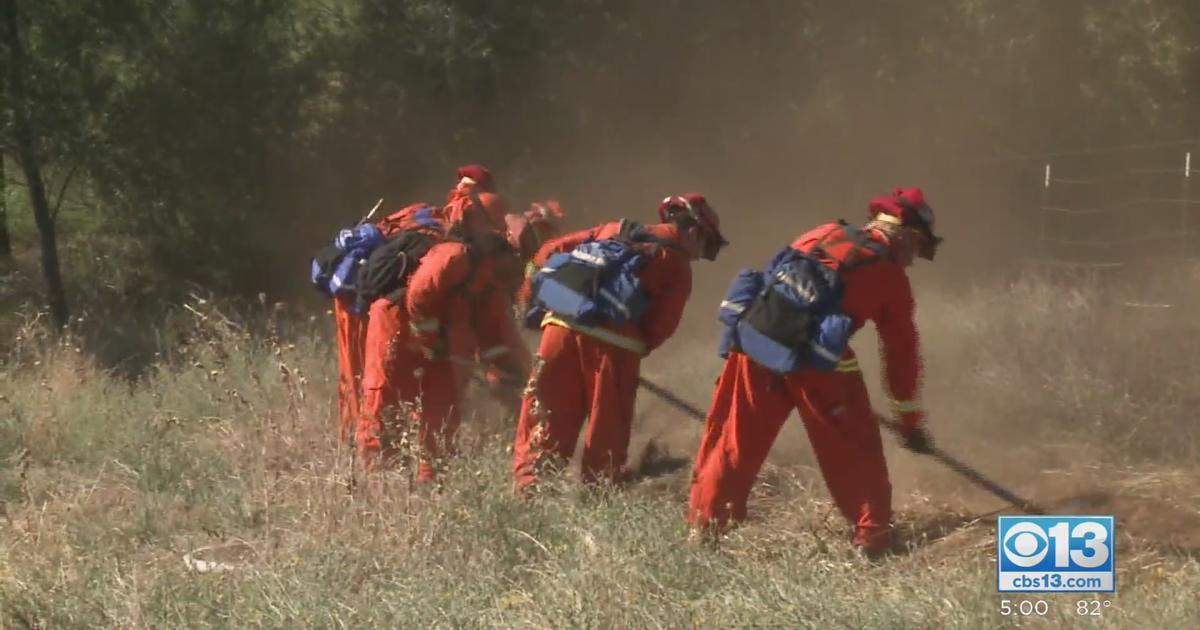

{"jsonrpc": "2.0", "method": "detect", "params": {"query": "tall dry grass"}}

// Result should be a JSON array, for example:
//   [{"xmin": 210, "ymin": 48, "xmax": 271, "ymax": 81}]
[
  {"xmin": 1, "ymin": 274, "xmax": 1198, "ymax": 629},
  {"xmin": 921, "ymin": 267, "xmax": 1200, "ymax": 462}
]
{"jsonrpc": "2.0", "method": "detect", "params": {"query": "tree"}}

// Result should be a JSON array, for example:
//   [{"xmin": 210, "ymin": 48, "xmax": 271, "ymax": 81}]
[
  {"xmin": 0, "ymin": 0, "xmax": 67, "ymax": 328},
  {"xmin": 0, "ymin": 154, "xmax": 10, "ymax": 262}
]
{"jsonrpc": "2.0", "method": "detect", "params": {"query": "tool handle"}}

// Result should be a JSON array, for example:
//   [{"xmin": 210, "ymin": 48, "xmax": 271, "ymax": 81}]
[
  {"xmin": 639, "ymin": 374, "xmax": 1046, "ymax": 515},
  {"xmin": 356, "ymin": 198, "xmax": 385, "ymax": 226},
  {"xmin": 877, "ymin": 417, "xmax": 1045, "ymax": 514},
  {"xmin": 638, "ymin": 376, "xmax": 708, "ymax": 420}
]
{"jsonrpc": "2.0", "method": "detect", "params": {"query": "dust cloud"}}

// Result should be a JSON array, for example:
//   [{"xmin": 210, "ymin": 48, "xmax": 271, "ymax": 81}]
[{"xmin": 364, "ymin": 4, "xmax": 1197, "ymax": 530}]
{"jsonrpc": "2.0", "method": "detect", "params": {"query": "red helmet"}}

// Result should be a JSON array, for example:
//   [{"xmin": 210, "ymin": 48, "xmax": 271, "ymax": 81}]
[
  {"xmin": 868, "ymin": 187, "xmax": 942, "ymax": 260},
  {"xmin": 526, "ymin": 200, "xmax": 565, "ymax": 227},
  {"xmin": 455, "ymin": 164, "xmax": 496, "ymax": 193},
  {"xmin": 505, "ymin": 200, "xmax": 567, "ymax": 261},
  {"xmin": 658, "ymin": 193, "xmax": 728, "ymax": 260}
]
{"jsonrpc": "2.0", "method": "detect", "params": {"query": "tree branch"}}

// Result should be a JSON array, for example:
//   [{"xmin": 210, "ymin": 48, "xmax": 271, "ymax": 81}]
[{"xmin": 50, "ymin": 162, "xmax": 78, "ymax": 221}]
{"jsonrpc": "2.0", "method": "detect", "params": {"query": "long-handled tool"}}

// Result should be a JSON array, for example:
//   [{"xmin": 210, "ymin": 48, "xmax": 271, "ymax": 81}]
[
  {"xmin": 356, "ymin": 198, "xmax": 385, "ymax": 226},
  {"xmin": 637, "ymin": 376, "xmax": 708, "ymax": 420},
  {"xmin": 874, "ymin": 416, "xmax": 1045, "ymax": 514},
  {"xmin": 636, "ymin": 375, "xmax": 1045, "ymax": 514}
]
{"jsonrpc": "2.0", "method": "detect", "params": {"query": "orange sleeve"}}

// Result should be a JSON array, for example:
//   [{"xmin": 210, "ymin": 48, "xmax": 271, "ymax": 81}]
[
  {"xmin": 476, "ymin": 286, "xmax": 532, "ymax": 382},
  {"xmin": 869, "ymin": 263, "xmax": 923, "ymax": 413},
  {"xmin": 639, "ymin": 249, "xmax": 693, "ymax": 353},
  {"xmin": 405, "ymin": 243, "xmax": 473, "ymax": 355}
]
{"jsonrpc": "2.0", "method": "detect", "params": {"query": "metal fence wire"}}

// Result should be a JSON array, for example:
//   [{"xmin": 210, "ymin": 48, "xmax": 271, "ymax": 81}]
[{"xmin": 1023, "ymin": 147, "xmax": 1200, "ymax": 307}]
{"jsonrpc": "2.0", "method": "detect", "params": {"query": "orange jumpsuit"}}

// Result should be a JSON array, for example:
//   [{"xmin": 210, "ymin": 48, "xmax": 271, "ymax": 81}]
[
  {"xmin": 355, "ymin": 297, "xmax": 428, "ymax": 464},
  {"xmin": 353, "ymin": 204, "xmax": 446, "ymax": 463},
  {"xmin": 407, "ymin": 240, "xmax": 531, "ymax": 482},
  {"xmin": 687, "ymin": 223, "xmax": 923, "ymax": 551},
  {"xmin": 482, "ymin": 204, "xmax": 566, "ymax": 407},
  {"xmin": 512, "ymin": 222, "xmax": 693, "ymax": 490},
  {"xmin": 333, "ymin": 294, "xmax": 367, "ymax": 442}
]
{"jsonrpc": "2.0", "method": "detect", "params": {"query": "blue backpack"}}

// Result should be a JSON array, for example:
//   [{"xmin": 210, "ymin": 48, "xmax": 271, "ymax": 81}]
[
  {"xmin": 525, "ymin": 220, "xmax": 666, "ymax": 329},
  {"xmin": 718, "ymin": 225, "xmax": 880, "ymax": 374},
  {"xmin": 310, "ymin": 223, "xmax": 386, "ymax": 302}
]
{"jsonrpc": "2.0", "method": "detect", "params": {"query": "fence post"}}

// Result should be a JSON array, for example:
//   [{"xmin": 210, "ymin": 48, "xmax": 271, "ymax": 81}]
[
  {"xmin": 1184, "ymin": 152, "xmax": 1192, "ymax": 259},
  {"xmin": 1039, "ymin": 163, "xmax": 1051, "ymax": 259}
]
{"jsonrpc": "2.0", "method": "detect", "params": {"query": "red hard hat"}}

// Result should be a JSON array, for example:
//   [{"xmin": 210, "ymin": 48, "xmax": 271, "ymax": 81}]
[
  {"xmin": 868, "ymin": 187, "xmax": 941, "ymax": 260},
  {"xmin": 506, "ymin": 201, "xmax": 566, "ymax": 260},
  {"xmin": 456, "ymin": 164, "xmax": 495, "ymax": 193},
  {"xmin": 528, "ymin": 200, "xmax": 564, "ymax": 224},
  {"xmin": 658, "ymin": 193, "xmax": 728, "ymax": 260}
]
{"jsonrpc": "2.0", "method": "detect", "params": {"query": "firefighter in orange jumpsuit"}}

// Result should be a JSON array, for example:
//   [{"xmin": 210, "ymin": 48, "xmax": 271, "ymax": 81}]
[
  {"xmin": 480, "ymin": 200, "xmax": 568, "ymax": 409},
  {"xmin": 354, "ymin": 204, "xmax": 449, "ymax": 465},
  {"xmin": 355, "ymin": 164, "xmax": 499, "ymax": 464},
  {"xmin": 505, "ymin": 200, "xmax": 567, "ymax": 267},
  {"xmin": 687, "ymin": 187, "xmax": 941, "ymax": 557},
  {"xmin": 511, "ymin": 194, "xmax": 728, "ymax": 492},
  {"xmin": 332, "ymin": 202, "xmax": 446, "ymax": 444},
  {"xmin": 332, "ymin": 164, "xmax": 490, "ymax": 443},
  {"xmin": 406, "ymin": 189, "xmax": 531, "ymax": 483}
]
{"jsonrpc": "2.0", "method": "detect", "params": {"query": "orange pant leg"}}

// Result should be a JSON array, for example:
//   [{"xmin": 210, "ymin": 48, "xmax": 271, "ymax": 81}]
[
  {"xmin": 687, "ymin": 352, "xmax": 793, "ymax": 529},
  {"xmin": 577, "ymin": 334, "xmax": 642, "ymax": 485},
  {"xmin": 411, "ymin": 358, "xmax": 469, "ymax": 483},
  {"xmin": 356, "ymin": 298, "xmax": 418, "ymax": 465},
  {"xmin": 512, "ymin": 325, "xmax": 587, "ymax": 492},
  {"xmin": 688, "ymin": 362, "xmax": 737, "ymax": 490},
  {"xmin": 333, "ymin": 294, "xmax": 367, "ymax": 442},
  {"xmin": 788, "ymin": 370, "xmax": 893, "ymax": 551}
]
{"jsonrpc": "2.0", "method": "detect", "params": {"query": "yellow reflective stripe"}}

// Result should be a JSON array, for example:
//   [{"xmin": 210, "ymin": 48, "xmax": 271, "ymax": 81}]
[
  {"xmin": 524, "ymin": 261, "xmax": 538, "ymax": 279},
  {"xmin": 411, "ymin": 319, "xmax": 439, "ymax": 333},
  {"xmin": 835, "ymin": 359, "xmax": 860, "ymax": 372},
  {"xmin": 543, "ymin": 314, "xmax": 647, "ymax": 355},
  {"xmin": 480, "ymin": 345, "xmax": 509, "ymax": 361},
  {"xmin": 891, "ymin": 399, "xmax": 921, "ymax": 413}
]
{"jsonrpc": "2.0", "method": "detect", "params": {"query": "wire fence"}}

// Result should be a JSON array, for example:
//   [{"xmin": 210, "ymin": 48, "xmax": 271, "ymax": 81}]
[
  {"xmin": 1022, "ymin": 145, "xmax": 1200, "ymax": 307},
  {"xmin": 1032, "ymin": 153, "xmax": 1197, "ymax": 259}
]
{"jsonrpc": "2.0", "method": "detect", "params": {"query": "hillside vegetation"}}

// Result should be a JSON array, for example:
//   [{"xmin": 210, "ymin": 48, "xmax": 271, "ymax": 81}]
[{"xmin": 2, "ymin": 277, "xmax": 1198, "ymax": 629}]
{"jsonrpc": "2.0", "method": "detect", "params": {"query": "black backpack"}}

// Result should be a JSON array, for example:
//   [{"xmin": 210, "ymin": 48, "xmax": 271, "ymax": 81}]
[{"xmin": 353, "ymin": 231, "xmax": 440, "ymax": 312}]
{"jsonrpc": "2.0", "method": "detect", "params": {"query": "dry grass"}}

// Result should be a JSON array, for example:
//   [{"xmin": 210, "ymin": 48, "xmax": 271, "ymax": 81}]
[{"xmin": 1, "ymin": 274, "xmax": 1199, "ymax": 629}]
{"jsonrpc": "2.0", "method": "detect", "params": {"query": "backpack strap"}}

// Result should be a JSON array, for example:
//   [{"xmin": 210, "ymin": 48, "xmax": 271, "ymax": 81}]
[
  {"xmin": 833, "ymin": 225, "xmax": 875, "ymax": 270},
  {"xmin": 381, "ymin": 248, "xmax": 416, "ymax": 304},
  {"xmin": 615, "ymin": 218, "xmax": 641, "ymax": 241},
  {"xmin": 615, "ymin": 218, "xmax": 685, "ymax": 255},
  {"xmin": 809, "ymin": 222, "xmax": 886, "ymax": 271}
]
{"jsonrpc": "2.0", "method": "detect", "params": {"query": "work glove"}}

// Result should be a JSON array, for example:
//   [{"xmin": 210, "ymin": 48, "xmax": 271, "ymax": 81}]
[{"xmin": 900, "ymin": 425, "xmax": 935, "ymax": 455}]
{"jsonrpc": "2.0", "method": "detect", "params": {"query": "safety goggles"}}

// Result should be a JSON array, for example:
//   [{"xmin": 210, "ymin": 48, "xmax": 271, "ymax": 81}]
[
  {"xmin": 896, "ymin": 197, "xmax": 941, "ymax": 261},
  {"xmin": 917, "ymin": 231, "xmax": 943, "ymax": 261},
  {"xmin": 701, "ymin": 229, "xmax": 728, "ymax": 261}
]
